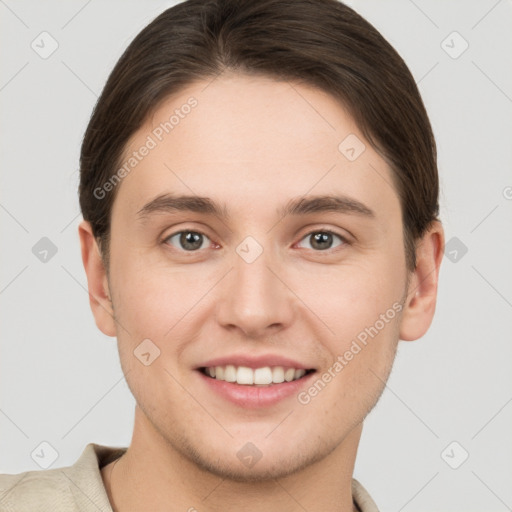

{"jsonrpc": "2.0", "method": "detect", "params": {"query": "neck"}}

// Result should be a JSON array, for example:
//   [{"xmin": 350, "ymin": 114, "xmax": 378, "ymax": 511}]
[{"xmin": 106, "ymin": 406, "xmax": 362, "ymax": 512}]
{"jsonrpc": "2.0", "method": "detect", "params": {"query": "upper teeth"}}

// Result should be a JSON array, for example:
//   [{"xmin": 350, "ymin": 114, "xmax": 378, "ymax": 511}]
[{"xmin": 204, "ymin": 365, "xmax": 307, "ymax": 385}]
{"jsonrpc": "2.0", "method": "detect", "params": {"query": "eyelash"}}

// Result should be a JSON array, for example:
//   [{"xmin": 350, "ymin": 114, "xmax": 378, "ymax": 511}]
[{"xmin": 162, "ymin": 228, "xmax": 350, "ymax": 254}]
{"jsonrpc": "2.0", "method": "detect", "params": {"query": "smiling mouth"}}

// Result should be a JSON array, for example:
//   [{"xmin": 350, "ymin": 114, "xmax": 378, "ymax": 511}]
[{"xmin": 199, "ymin": 365, "xmax": 316, "ymax": 386}]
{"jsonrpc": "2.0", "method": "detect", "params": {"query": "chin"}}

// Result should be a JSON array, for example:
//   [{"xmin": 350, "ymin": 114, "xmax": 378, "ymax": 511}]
[
  {"xmin": 173, "ymin": 433, "xmax": 334, "ymax": 483},
  {"xmin": 192, "ymin": 452, "xmax": 315, "ymax": 483}
]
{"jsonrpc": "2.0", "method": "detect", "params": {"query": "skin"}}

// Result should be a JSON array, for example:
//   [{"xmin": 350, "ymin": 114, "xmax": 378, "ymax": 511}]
[{"xmin": 79, "ymin": 71, "xmax": 444, "ymax": 512}]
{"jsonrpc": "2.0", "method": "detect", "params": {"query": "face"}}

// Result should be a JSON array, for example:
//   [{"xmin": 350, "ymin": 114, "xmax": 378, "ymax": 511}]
[{"xmin": 82, "ymin": 72, "xmax": 437, "ymax": 481}]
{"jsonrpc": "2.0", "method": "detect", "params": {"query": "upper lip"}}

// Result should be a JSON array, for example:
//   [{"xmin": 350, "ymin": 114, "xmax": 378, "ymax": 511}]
[{"xmin": 197, "ymin": 354, "xmax": 314, "ymax": 370}]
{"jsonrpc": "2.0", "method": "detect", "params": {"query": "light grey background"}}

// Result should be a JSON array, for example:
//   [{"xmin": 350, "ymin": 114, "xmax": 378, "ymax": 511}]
[{"xmin": 1, "ymin": 1, "xmax": 511, "ymax": 510}]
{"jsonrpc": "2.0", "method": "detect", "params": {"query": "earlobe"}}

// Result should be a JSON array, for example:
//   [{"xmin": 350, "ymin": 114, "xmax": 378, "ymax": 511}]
[
  {"xmin": 78, "ymin": 220, "xmax": 117, "ymax": 337},
  {"xmin": 399, "ymin": 221, "xmax": 445, "ymax": 341}
]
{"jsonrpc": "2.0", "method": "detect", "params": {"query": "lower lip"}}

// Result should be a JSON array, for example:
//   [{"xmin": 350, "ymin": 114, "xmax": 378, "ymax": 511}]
[{"xmin": 197, "ymin": 370, "xmax": 316, "ymax": 408}]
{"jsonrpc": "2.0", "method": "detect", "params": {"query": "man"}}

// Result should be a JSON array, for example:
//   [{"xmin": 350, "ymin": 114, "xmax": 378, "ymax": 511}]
[{"xmin": 0, "ymin": 1, "xmax": 443, "ymax": 510}]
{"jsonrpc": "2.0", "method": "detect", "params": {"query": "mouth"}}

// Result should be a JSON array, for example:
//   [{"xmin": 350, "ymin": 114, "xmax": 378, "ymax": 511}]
[{"xmin": 199, "ymin": 365, "xmax": 316, "ymax": 386}]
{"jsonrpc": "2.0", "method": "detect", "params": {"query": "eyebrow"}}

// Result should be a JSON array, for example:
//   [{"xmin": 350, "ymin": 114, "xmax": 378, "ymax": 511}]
[{"xmin": 136, "ymin": 193, "xmax": 375, "ymax": 222}]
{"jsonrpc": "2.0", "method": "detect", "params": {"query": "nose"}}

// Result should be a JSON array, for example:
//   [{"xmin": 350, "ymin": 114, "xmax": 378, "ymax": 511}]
[{"xmin": 215, "ymin": 241, "xmax": 295, "ymax": 339}]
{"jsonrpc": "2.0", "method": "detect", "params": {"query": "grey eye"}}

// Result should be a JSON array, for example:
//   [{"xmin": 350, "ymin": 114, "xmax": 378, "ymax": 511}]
[
  {"xmin": 166, "ymin": 231, "xmax": 210, "ymax": 251},
  {"xmin": 297, "ymin": 231, "xmax": 345, "ymax": 251}
]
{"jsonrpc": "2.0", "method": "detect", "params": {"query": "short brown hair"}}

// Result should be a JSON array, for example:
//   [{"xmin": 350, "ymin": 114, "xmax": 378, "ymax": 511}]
[{"xmin": 79, "ymin": 0, "xmax": 439, "ymax": 271}]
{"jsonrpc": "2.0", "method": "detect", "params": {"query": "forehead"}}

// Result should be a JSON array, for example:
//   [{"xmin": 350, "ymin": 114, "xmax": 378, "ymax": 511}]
[{"xmin": 111, "ymin": 72, "xmax": 400, "ymax": 224}]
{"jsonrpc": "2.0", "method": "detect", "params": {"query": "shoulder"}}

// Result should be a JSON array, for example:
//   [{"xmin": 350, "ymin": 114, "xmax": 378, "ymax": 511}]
[
  {"xmin": 352, "ymin": 478, "xmax": 380, "ymax": 512},
  {"xmin": 0, "ymin": 465, "xmax": 78, "ymax": 511},
  {"xmin": 0, "ymin": 443, "xmax": 126, "ymax": 512}
]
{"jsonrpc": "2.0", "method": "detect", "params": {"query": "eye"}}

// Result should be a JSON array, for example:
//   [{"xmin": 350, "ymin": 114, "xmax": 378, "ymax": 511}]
[
  {"xmin": 296, "ymin": 230, "xmax": 347, "ymax": 251},
  {"xmin": 164, "ymin": 230, "xmax": 212, "ymax": 252}
]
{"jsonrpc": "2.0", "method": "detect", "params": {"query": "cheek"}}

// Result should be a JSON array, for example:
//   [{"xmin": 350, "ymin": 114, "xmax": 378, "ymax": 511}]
[
  {"xmin": 296, "ymin": 305, "xmax": 401, "ymax": 429},
  {"xmin": 291, "ymin": 255, "xmax": 405, "ymax": 338},
  {"xmin": 289, "ymin": 254, "xmax": 404, "ymax": 401},
  {"xmin": 110, "ymin": 261, "xmax": 227, "ymax": 394},
  {"xmin": 111, "ymin": 249, "xmax": 215, "ymax": 337}
]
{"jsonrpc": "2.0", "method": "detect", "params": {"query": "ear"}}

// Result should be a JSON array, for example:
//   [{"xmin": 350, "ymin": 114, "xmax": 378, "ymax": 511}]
[
  {"xmin": 399, "ymin": 221, "xmax": 444, "ymax": 341},
  {"xmin": 78, "ymin": 220, "xmax": 117, "ymax": 337}
]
